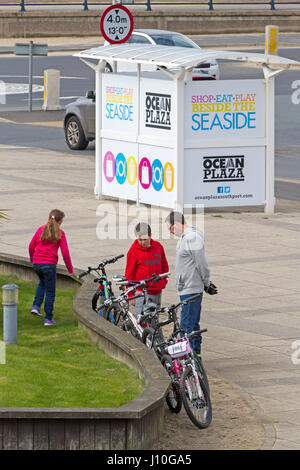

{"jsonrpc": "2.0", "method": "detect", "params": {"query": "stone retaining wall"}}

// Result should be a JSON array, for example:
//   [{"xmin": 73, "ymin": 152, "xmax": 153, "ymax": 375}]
[
  {"xmin": 0, "ymin": 253, "xmax": 170, "ymax": 450},
  {"xmin": 0, "ymin": 251, "xmax": 79, "ymax": 289},
  {"xmin": 1, "ymin": 9, "xmax": 300, "ymax": 38}
]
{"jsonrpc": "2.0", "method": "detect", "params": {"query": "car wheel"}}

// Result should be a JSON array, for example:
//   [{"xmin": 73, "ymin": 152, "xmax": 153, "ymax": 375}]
[
  {"xmin": 65, "ymin": 115, "xmax": 88, "ymax": 150},
  {"xmin": 105, "ymin": 63, "xmax": 113, "ymax": 73}
]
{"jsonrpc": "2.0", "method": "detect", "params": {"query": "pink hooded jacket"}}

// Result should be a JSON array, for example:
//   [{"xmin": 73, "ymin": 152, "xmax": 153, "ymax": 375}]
[{"xmin": 29, "ymin": 225, "xmax": 73, "ymax": 274}]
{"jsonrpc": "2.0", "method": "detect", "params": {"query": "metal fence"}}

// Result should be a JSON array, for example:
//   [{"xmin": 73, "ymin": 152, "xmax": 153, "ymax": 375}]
[{"xmin": 0, "ymin": 0, "xmax": 299, "ymax": 12}]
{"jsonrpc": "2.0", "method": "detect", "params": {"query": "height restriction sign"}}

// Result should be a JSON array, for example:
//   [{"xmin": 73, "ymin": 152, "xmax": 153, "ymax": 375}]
[{"xmin": 100, "ymin": 5, "xmax": 134, "ymax": 44}]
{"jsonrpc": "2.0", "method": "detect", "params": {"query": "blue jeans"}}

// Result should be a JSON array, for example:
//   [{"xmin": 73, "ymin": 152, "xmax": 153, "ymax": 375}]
[
  {"xmin": 33, "ymin": 264, "xmax": 57, "ymax": 320},
  {"xmin": 179, "ymin": 293, "xmax": 203, "ymax": 355}
]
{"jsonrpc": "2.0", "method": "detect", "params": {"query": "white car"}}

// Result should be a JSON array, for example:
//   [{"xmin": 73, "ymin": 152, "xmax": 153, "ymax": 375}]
[
  {"xmin": 64, "ymin": 30, "xmax": 219, "ymax": 150},
  {"xmin": 105, "ymin": 29, "xmax": 219, "ymax": 80}
]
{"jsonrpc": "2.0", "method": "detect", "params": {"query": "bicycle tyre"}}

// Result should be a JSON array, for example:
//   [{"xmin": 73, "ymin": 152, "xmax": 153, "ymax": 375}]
[
  {"xmin": 103, "ymin": 304, "xmax": 121, "ymax": 325},
  {"xmin": 92, "ymin": 285, "xmax": 114, "ymax": 310},
  {"xmin": 180, "ymin": 364, "xmax": 212, "ymax": 429},
  {"xmin": 127, "ymin": 319, "xmax": 140, "ymax": 339},
  {"xmin": 142, "ymin": 328, "xmax": 164, "ymax": 359},
  {"xmin": 161, "ymin": 354, "xmax": 182, "ymax": 414},
  {"xmin": 118, "ymin": 311, "xmax": 139, "ymax": 338},
  {"xmin": 195, "ymin": 357, "xmax": 210, "ymax": 396},
  {"xmin": 92, "ymin": 290, "xmax": 104, "ymax": 313},
  {"xmin": 142, "ymin": 327, "xmax": 154, "ymax": 348}
]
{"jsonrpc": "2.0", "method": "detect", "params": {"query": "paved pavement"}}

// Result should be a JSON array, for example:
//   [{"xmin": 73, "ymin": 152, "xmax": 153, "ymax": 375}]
[
  {"xmin": 1, "ymin": 34, "xmax": 300, "ymax": 449},
  {"xmin": 0, "ymin": 108, "xmax": 300, "ymax": 449}
]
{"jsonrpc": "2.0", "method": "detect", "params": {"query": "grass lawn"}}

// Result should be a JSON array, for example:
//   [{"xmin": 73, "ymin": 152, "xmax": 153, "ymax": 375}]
[{"xmin": 0, "ymin": 274, "xmax": 144, "ymax": 408}]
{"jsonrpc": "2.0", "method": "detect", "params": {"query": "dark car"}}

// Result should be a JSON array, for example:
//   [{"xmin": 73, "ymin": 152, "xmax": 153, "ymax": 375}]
[{"xmin": 64, "ymin": 91, "xmax": 95, "ymax": 151}]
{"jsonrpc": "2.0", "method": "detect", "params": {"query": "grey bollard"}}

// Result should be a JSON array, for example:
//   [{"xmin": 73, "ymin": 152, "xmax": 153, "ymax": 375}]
[{"xmin": 2, "ymin": 284, "xmax": 18, "ymax": 344}]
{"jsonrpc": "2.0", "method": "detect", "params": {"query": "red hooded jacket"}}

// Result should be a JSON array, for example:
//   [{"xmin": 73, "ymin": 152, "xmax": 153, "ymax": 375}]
[{"xmin": 125, "ymin": 239, "xmax": 169, "ymax": 295}]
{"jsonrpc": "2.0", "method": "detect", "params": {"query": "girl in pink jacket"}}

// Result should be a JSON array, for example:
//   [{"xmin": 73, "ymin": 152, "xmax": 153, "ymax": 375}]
[{"xmin": 29, "ymin": 209, "xmax": 73, "ymax": 326}]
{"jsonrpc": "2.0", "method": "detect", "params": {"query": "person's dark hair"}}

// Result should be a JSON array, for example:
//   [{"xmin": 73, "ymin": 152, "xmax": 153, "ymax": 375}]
[
  {"xmin": 135, "ymin": 222, "xmax": 151, "ymax": 237},
  {"xmin": 165, "ymin": 211, "xmax": 185, "ymax": 227}
]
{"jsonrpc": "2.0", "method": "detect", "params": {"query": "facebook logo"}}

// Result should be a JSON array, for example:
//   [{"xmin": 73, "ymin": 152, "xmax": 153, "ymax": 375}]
[{"xmin": 217, "ymin": 186, "xmax": 231, "ymax": 194}]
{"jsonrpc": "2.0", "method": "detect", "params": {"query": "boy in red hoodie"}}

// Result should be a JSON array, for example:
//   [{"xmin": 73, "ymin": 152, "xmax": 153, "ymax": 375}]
[{"xmin": 125, "ymin": 222, "xmax": 169, "ymax": 320}]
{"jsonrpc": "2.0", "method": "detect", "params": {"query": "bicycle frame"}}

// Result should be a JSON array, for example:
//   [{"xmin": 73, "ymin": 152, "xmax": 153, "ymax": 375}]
[
  {"xmin": 95, "ymin": 266, "xmax": 114, "ymax": 321},
  {"xmin": 141, "ymin": 293, "xmax": 211, "ymax": 427},
  {"xmin": 147, "ymin": 294, "xmax": 206, "ymax": 384},
  {"xmin": 110, "ymin": 282, "xmax": 150, "ymax": 338},
  {"xmin": 77, "ymin": 254, "xmax": 124, "ymax": 320},
  {"xmin": 111, "ymin": 272, "xmax": 169, "ymax": 338},
  {"xmin": 169, "ymin": 349, "xmax": 203, "ymax": 395}
]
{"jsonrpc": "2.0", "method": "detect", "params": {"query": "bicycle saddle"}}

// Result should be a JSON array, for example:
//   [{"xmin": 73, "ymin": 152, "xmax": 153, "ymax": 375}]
[
  {"xmin": 113, "ymin": 274, "xmax": 127, "ymax": 283},
  {"xmin": 143, "ymin": 302, "xmax": 158, "ymax": 314}
]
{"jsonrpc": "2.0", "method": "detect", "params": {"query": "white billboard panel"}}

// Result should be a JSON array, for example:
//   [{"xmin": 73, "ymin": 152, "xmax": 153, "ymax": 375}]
[
  {"xmin": 101, "ymin": 140, "xmax": 176, "ymax": 208},
  {"xmin": 185, "ymin": 79, "xmax": 265, "ymax": 141},
  {"xmin": 139, "ymin": 77, "xmax": 175, "ymax": 139},
  {"xmin": 102, "ymin": 74, "xmax": 138, "ymax": 135},
  {"xmin": 102, "ymin": 139, "xmax": 138, "ymax": 201},
  {"xmin": 138, "ymin": 144, "xmax": 176, "ymax": 207},
  {"xmin": 184, "ymin": 146, "xmax": 266, "ymax": 207}
]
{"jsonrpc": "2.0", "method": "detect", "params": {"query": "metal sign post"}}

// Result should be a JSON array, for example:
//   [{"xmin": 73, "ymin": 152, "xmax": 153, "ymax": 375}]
[
  {"xmin": 13, "ymin": 42, "xmax": 48, "ymax": 112},
  {"xmin": 28, "ymin": 41, "xmax": 33, "ymax": 111}
]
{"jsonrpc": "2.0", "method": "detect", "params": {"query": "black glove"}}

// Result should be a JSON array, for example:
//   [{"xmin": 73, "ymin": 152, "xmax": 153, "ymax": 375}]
[{"xmin": 204, "ymin": 282, "xmax": 218, "ymax": 295}]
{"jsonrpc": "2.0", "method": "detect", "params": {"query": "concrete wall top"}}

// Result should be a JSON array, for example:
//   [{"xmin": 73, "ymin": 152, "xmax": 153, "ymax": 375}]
[{"xmin": 1, "ymin": 9, "xmax": 300, "ymax": 37}]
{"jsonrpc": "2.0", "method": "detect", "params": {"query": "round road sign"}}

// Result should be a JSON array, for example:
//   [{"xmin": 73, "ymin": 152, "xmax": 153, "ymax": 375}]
[{"xmin": 100, "ymin": 5, "xmax": 134, "ymax": 45}]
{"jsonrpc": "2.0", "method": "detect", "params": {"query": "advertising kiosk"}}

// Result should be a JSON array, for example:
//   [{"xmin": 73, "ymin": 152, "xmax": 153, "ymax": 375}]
[{"xmin": 75, "ymin": 44, "xmax": 299, "ymax": 213}]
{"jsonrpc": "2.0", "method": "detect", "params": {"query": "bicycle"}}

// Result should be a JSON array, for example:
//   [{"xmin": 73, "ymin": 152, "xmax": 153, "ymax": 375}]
[
  {"xmin": 142, "ymin": 295, "xmax": 212, "ymax": 427},
  {"xmin": 77, "ymin": 254, "xmax": 124, "ymax": 320},
  {"xmin": 103, "ymin": 281, "xmax": 145, "ymax": 338},
  {"xmin": 166, "ymin": 326, "xmax": 211, "ymax": 428},
  {"xmin": 103, "ymin": 272, "xmax": 170, "ymax": 341},
  {"xmin": 142, "ymin": 295, "xmax": 210, "ymax": 393}
]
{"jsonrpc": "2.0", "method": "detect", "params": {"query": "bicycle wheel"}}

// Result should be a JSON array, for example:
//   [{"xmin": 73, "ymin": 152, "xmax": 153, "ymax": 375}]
[
  {"xmin": 92, "ymin": 290, "xmax": 104, "ymax": 313},
  {"xmin": 180, "ymin": 364, "xmax": 212, "ymax": 429},
  {"xmin": 118, "ymin": 311, "xmax": 139, "ymax": 338},
  {"xmin": 103, "ymin": 304, "xmax": 121, "ymax": 325},
  {"xmin": 195, "ymin": 356, "xmax": 210, "ymax": 396},
  {"xmin": 142, "ymin": 327, "xmax": 154, "ymax": 348},
  {"xmin": 142, "ymin": 328, "xmax": 164, "ymax": 359},
  {"xmin": 161, "ymin": 354, "xmax": 182, "ymax": 414}
]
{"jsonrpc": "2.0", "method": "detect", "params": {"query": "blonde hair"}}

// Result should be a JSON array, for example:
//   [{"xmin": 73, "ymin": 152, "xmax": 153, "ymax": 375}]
[{"xmin": 40, "ymin": 209, "xmax": 65, "ymax": 242}]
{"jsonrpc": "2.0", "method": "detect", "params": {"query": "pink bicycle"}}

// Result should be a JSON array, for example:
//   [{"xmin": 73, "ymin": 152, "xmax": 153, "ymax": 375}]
[{"xmin": 143, "ymin": 295, "xmax": 212, "ymax": 428}]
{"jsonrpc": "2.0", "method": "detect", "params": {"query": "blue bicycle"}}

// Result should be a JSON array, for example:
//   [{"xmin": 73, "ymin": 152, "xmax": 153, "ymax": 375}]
[{"xmin": 77, "ymin": 254, "xmax": 124, "ymax": 320}]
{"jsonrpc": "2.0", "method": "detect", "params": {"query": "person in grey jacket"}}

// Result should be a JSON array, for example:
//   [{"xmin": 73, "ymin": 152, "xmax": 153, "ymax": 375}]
[{"xmin": 165, "ymin": 211, "xmax": 217, "ymax": 357}]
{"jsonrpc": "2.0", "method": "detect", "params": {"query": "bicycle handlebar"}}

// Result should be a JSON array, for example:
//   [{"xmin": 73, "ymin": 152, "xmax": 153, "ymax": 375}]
[
  {"xmin": 159, "ymin": 293, "xmax": 201, "ymax": 315},
  {"xmin": 138, "ymin": 306, "xmax": 160, "ymax": 324},
  {"xmin": 108, "ymin": 289, "xmax": 143, "ymax": 306},
  {"xmin": 188, "ymin": 328, "xmax": 207, "ymax": 339},
  {"xmin": 76, "ymin": 255, "xmax": 124, "ymax": 279},
  {"xmin": 76, "ymin": 268, "xmax": 92, "ymax": 279},
  {"xmin": 149, "ymin": 298, "xmax": 207, "ymax": 347},
  {"xmin": 152, "ymin": 327, "xmax": 208, "ymax": 352},
  {"xmin": 117, "ymin": 272, "xmax": 170, "ymax": 287},
  {"xmin": 129, "ymin": 293, "xmax": 144, "ymax": 301},
  {"xmin": 98, "ymin": 254, "xmax": 124, "ymax": 268},
  {"xmin": 182, "ymin": 293, "xmax": 202, "ymax": 305}
]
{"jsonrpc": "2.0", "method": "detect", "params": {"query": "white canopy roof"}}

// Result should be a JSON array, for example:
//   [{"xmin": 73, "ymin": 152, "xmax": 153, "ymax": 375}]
[{"xmin": 74, "ymin": 44, "xmax": 300, "ymax": 70}]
